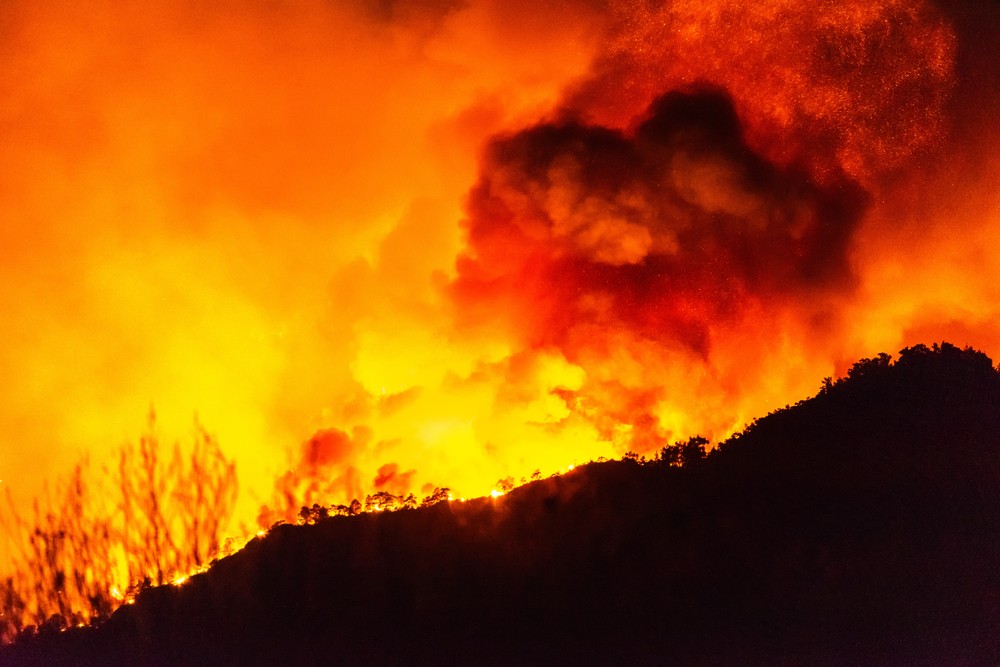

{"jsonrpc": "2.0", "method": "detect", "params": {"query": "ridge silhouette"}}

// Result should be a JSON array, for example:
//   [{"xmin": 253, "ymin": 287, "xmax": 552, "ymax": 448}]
[{"xmin": 4, "ymin": 342, "xmax": 999, "ymax": 666}]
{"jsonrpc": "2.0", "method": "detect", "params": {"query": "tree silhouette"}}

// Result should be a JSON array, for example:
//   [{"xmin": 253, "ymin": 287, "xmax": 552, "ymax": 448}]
[{"xmin": 679, "ymin": 436, "xmax": 708, "ymax": 466}]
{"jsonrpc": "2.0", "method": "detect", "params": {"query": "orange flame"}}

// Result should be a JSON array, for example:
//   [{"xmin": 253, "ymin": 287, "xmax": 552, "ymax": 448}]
[{"xmin": 0, "ymin": 0, "xmax": 998, "ymax": 614}]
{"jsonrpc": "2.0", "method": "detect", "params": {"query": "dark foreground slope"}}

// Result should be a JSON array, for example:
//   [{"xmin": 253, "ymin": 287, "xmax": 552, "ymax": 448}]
[{"xmin": 5, "ymin": 343, "xmax": 1000, "ymax": 666}]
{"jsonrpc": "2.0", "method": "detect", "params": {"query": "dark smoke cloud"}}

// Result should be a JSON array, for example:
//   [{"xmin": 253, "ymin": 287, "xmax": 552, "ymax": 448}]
[{"xmin": 454, "ymin": 87, "xmax": 868, "ymax": 358}]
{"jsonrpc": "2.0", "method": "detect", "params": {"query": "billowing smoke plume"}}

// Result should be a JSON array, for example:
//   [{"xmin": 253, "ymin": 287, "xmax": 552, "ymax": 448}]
[
  {"xmin": 450, "ymin": 87, "xmax": 868, "ymax": 450},
  {"xmin": 456, "ymin": 87, "xmax": 866, "ymax": 350}
]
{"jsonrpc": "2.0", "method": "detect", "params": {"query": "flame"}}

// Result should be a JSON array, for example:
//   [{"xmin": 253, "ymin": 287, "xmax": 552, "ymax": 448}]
[
  {"xmin": 1, "ymin": 0, "xmax": 999, "ymax": 637},
  {"xmin": 0, "ymin": 0, "xmax": 605, "ymax": 540}
]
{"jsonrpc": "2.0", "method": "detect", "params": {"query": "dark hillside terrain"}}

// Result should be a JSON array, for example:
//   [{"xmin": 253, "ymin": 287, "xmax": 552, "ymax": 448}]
[{"xmin": 4, "ymin": 343, "xmax": 1000, "ymax": 666}]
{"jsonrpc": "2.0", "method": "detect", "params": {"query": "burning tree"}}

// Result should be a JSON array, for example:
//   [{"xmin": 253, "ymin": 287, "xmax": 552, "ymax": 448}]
[
  {"xmin": 117, "ymin": 411, "xmax": 238, "ymax": 586},
  {"xmin": 0, "ymin": 411, "xmax": 237, "ymax": 642}
]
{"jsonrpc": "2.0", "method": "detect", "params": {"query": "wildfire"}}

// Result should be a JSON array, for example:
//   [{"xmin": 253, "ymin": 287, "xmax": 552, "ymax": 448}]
[
  {"xmin": 170, "ymin": 563, "xmax": 212, "ymax": 588},
  {"xmin": 1, "ymin": 0, "xmax": 999, "ymax": 646}
]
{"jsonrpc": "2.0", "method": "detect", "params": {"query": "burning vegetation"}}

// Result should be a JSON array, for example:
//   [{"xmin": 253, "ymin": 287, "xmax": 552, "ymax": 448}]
[
  {"xmin": 0, "ymin": 404, "xmax": 699, "ymax": 645},
  {"xmin": 4, "ymin": 344, "xmax": 1000, "ymax": 664},
  {"xmin": 0, "ymin": 0, "xmax": 999, "ymax": 658},
  {"xmin": 0, "ymin": 413, "xmax": 237, "ymax": 643}
]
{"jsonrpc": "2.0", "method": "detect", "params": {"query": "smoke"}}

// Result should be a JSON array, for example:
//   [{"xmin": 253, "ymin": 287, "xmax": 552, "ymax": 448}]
[
  {"xmin": 456, "ymin": 87, "xmax": 867, "ymax": 346},
  {"xmin": 434, "ymin": 0, "xmax": 1000, "ymax": 476},
  {"xmin": 450, "ymin": 86, "xmax": 868, "ymax": 450},
  {"xmin": 567, "ymin": 0, "xmax": 958, "ymax": 185},
  {"xmin": 1, "ymin": 0, "xmax": 999, "ymax": 541},
  {"xmin": 0, "ymin": 0, "xmax": 604, "ymax": 541}
]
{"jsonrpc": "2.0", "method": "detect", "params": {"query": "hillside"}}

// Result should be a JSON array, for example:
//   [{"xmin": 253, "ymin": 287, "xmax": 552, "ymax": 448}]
[{"xmin": 4, "ymin": 343, "xmax": 1000, "ymax": 666}]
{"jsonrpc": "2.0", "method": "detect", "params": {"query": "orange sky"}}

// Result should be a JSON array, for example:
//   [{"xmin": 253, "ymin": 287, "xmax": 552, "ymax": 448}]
[{"xmin": 1, "ymin": 0, "xmax": 998, "ymax": 543}]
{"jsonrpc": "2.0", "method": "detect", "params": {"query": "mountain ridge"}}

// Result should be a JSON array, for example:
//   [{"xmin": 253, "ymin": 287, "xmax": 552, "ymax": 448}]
[{"xmin": 3, "ymin": 342, "xmax": 1000, "ymax": 666}]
